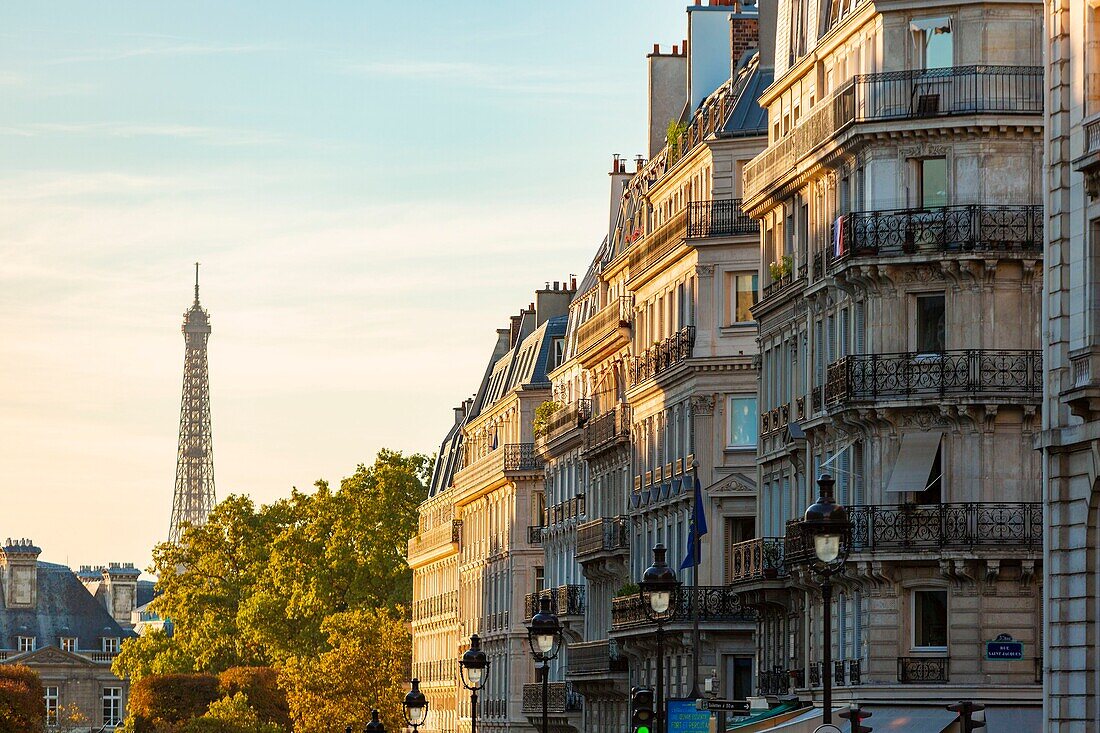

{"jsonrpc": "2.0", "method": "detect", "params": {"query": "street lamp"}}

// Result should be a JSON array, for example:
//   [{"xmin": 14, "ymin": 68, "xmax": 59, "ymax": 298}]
[
  {"xmin": 459, "ymin": 634, "xmax": 488, "ymax": 733},
  {"xmin": 639, "ymin": 544, "xmax": 681, "ymax": 733},
  {"xmin": 366, "ymin": 710, "xmax": 386, "ymax": 733},
  {"xmin": 402, "ymin": 678, "xmax": 429, "ymax": 733},
  {"xmin": 801, "ymin": 474, "xmax": 850, "ymax": 725},
  {"xmin": 527, "ymin": 596, "xmax": 564, "ymax": 733}
]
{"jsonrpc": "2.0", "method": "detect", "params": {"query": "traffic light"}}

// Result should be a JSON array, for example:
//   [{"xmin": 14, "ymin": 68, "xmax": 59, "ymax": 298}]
[
  {"xmin": 630, "ymin": 686, "xmax": 655, "ymax": 733},
  {"xmin": 838, "ymin": 703, "xmax": 872, "ymax": 733},
  {"xmin": 947, "ymin": 701, "xmax": 986, "ymax": 733}
]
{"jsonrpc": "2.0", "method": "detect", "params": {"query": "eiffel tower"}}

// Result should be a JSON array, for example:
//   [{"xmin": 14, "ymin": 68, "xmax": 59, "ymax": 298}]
[{"xmin": 169, "ymin": 263, "xmax": 217, "ymax": 543}]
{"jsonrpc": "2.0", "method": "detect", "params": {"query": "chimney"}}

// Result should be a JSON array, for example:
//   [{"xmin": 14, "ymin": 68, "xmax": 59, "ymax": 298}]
[
  {"xmin": 608, "ymin": 156, "xmax": 633, "ymax": 243},
  {"xmin": 509, "ymin": 314, "xmax": 523, "ymax": 348},
  {"xmin": 535, "ymin": 286, "xmax": 571, "ymax": 327},
  {"xmin": 729, "ymin": 5, "xmax": 760, "ymax": 71},
  {"xmin": 756, "ymin": 0, "xmax": 776, "ymax": 68},
  {"xmin": 647, "ymin": 43, "xmax": 689, "ymax": 158},
  {"xmin": 102, "ymin": 562, "xmax": 141, "ymax": 629},
  {"xmin": 0, "ymin": 539, "xmax": 42, "ymax": 609}
]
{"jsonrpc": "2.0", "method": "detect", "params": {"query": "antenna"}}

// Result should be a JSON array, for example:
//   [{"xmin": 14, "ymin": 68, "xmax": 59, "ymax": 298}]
[{"xmin": 194, "ymin": 262, "xmax": 200, "ymax": 304}]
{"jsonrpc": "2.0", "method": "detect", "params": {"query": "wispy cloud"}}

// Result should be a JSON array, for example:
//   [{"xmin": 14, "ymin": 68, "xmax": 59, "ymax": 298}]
[
  {"xmin": 344, "ymin": 59, "xmax": 617, "ymax": 96},
  {"xmin": 48, "ymin": 41, "xmax": 274, "ymax": 65},
  {"xmin": 0, "ymin": 121, "xmax": 284, "ymax": 147}
]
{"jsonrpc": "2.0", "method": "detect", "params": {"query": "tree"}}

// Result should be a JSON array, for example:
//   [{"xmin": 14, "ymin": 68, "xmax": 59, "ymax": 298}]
[
  {"xmin": 113, "ymin": 629, "xmax": 196, "ymax": 684},
  {"xmin": 278, "ymin": 609, "xmax": 410, "ymax": 733},
  {"xmin": 126, "ymin": 673, "xmax": 220, "ymax": 732},
  {"xmin": 0, "ymin": 665, "xmax": 44, "ymax": 733},
  {"xmin": 218, "ymin": 667, "xmax": 290, "ymax": 728},
  {"xmin": 181, "ymin": 693, "xmax": 286, "ymax": 733}
]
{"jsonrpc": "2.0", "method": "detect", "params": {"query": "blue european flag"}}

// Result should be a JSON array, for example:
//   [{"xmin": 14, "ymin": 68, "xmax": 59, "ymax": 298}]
[{"xmin": 680, "ymin": 474, "xmax": 708, "ymax": 570}]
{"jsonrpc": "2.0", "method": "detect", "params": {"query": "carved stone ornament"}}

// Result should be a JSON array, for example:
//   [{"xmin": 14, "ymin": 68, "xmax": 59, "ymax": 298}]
[
  {"xmin": 691, "ymin": 394, "xmax": 716, "ymax": 416},
  {"xmin": 900, "ymin": 265, "xmax": 945, "ymax": 284},
  {"xmin": 696, "ymin": 263, "xmax": 716, "ymax": 277}
]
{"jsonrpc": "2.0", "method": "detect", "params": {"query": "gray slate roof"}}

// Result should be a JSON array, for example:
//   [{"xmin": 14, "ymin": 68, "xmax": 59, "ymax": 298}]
[{"xmin": 0, "ymin": 562, "xmax": 133, "ymax": 652}]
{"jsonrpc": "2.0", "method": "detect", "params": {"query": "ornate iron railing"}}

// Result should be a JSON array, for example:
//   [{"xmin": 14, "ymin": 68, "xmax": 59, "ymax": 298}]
[
  {"xmin": 575, "ymin": 297, "xmax": 633, "ymax": 357},
  {"xmin": 630, "ymin": 326, "xmax": 695, "ymax": 385},
  {"xmin": 576, "ymin": 516, "xmax": 629, "ymax": 557},
  {"xmin": 825, "ymin": 350, "xmax": 1041, "ymax": 405},
  {"xmin": 566, "ymin": 639, "xmax": 628, "ymax": 674},
  {"xmin": 504, "ymin": 443, "xmax": 543, "ymax": 472},
  {"xmin": 836, "ymin": 204, "xmax": 1042, "ymax": 262},
  {"xmin": 542, "ymin": 399, "xmax": 591, "ymax": 440},
  {"xmin": 745, "ymin": 65, "xmax": 1043, "ymax": 199},
  {"xmin": 521, "ymin": 682, "xmax": 582, "ymax": 714},
  {"xmin": 685, "ymin": 199, "xmax": 758, "ymax": 238},
  {"xmin": 525, "ymin": 585, "xmax": 586, "ymax": 620},
  {"xmin": 761, "ymin": 271, "xmax": 797, "ymax": 301},
  {"xmin": 848, "ymin": 502, "xmax": 1042, "ymax": 550},
  {"xmin": 527, "ymin": 525, "xmax": 544, "ymax": 544},
  {"xmin": 757, "ymin": 668, "xmax": 790, "ymax": 696},
  {"xmin": 898, "ymin": 656, "xmax": 949, "ymax": 683},
  {"xmin": 727, "ymin": 537, "xmax": 786, "ymax": 584},
  {"xmin": 544, "ymin": 495, "xmax": 586, "ymax": 526},
  {"xmin": 611, "ymin": 587, "xmax": 752, "ymax": 630},
  {"xmin": 412, "ymin": 590, "xmax": 459, "ymax": 621},
  {"xmin": 804, "ymin": 660, "xmax": 861, "ymax": 687},
  {"xmin": 583, "ymin": 405, "xmax": 631, "ymax": 453}
]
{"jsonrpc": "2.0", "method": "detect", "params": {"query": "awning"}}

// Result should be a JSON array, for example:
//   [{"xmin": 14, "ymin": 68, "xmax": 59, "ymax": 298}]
[
  {"xmin": 726, "ymin": 702, "xmax": 802, "ymax": 730},
  {"xmin": 886, "ymin": 431, "xmax": 943, "ymax": 493}
]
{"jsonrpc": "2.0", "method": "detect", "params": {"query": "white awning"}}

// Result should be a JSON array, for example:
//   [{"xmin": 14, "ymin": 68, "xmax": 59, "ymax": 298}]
[{"xmin": 886, "ymin": 432, "xmax": 943, "ymax": 493}]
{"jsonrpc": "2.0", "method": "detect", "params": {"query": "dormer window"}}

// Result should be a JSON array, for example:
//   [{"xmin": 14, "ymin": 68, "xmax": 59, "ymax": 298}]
[
  {"xmin": 17, "ymin": 636, "xmax": 35, "ymax": 653},
  {"xmin": 102, "ymin": 637, "xmax": 120, "ymax": 654},
  {"xmin": 60, "ymin": 637, "xmax": 77, "ymax": 652}
]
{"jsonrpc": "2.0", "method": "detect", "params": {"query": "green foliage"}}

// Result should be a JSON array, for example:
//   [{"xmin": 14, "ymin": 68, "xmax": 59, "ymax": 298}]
[
  {"xmin": 218, "ymin": 668, "xmax": 290, "ymax": 728},
  {"xmin": 533, "ymin": 400, "xmax": 561, "ymax": 438},
  {"xmin": 114, "ymin": 629, "xmax": 196, "ymax": 684},
  {"xmin": 278, "ymin": 609, "xmax": 410, "ymax": 733},
  {"xmin": 665, "ymin": 119, "xmax": 689, "ymax": 157},
  {"xmin": 126, "ymin": 673, "xmax": 220, "ymax": 732},
  {"xmin": 768, "ymin": 255, "xmax": 793, "ymax": 280},
  {"xmin": 0, "ymin": 665, "xmax": 45, "ymax": 733},
  {"xmin": 615, "ymin": 582, "xmax": 640, "ymax": 598},
  {"xmin": 180, "ymin": 693, "xmax": 286, "ymax": 733}
]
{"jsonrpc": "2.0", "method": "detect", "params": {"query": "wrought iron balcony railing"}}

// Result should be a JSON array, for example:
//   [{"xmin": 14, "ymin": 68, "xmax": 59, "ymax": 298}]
[
  {"xmin": 727, "ymin": 537, "xmax": 786, "ymax": 584},
  {"xmin": 524, "ymin": 584, "xmax": 586, "ymax": 620},
  {"xmin": 745, "ymin": 65, "xmax": 1042, "ymax": 199},
  {"xmin": 408, "ymin": 519, "xmax": 462, "ymax": 557},
  {"xmin": 806, "ymin": 659, "xmax": 863, "ymax": 688},
  {"xmin": 504, "ymin": 443, "xmax": 543, "ymax": 472},
  {"xmin": 521, "ymin": 682, "xmax": 582, "ymax": 714},
  {"xmin": 527, "ymin": 525, "xmax": 544, "ymax": 544},
  {"xmin": 898, "ymin": 656, "xmax": 949, "ymax": 683},
  {"xmin": 850, "ymin": 502, "xmax": 1042, "ymax": 551},
  {"xmin": 566, "ymin": 639, "xmax": 628, "ymax": 675},
  {"xmin": 611, "ymin": 586, "xmax": 752, "ymax": 630},
  {"xmin": 624, "ymin": 208, "xmax": 688, "ymax": 277},
  {"xmin": 412, "ymin": 590, "xmax": 459, "ymax": 621},
  {"xmin": 685, "ymin": 199, "xmax": 758, "ymax": 238},
  {"xmin": 835, "ymin": 204, "xmax": 1042, "ymax": 262},
  {"xmin": 825, "ymin": 350, "xmax": 1041, "ymax": 405},
  {"xmin": 761, "ymin": 271, "xmax": 798, "ymax": 301},
  {"xmin": 544, "ymin": 494, "xmax": 586, "ymax": 526},
  {"xmin": 583, "ymin": 405, "xmax": 631, "ymax": 454},
  {"xmin": 757, "ymin": 668, "xmax": 791, "ymax": 696},
  {"xmin": 540, "ymin": 399, "xmax": 591, "ymax": 442},
  {"xmin": 630, "ymin": 326, "xmax": 695, "ymax": 385},
  {"xmin": 575, "ymin": 298, "xmax": 633, "ymax": 358},
  {"xmin": 576, "ymin": 516, "xmax": 629, "ymax": 558}
]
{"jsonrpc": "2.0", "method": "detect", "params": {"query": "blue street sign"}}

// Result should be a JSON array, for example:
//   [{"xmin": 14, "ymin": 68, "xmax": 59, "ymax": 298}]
[
  {"xmin": 986, "ymin": 633, "xmax": 1024, "ymax": 660},
  {"xmin": 667, "ymin": 699, "xmax": 711, "ymax": 733}
]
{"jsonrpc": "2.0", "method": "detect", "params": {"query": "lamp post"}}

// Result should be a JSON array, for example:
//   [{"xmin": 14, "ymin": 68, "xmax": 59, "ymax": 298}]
[
  {"xmin": 402, "ymin": 678, "xmax": 429, "ymax": 733},
  {"xmin": 801, "ymin": 474, "xmax": 850, "ymax": 725},
  {"xmin": 366, "ymin": 710, "xmax": 386, "ymax": 733},
  {"xmin": 459, "ymin": 634, "xmax": 488, "ymax": 733},
  {"xmin": 639, "ymin": 544, "xmax": 681, "ymax": 733},
  {"xmin": 526, "ymin": 596, "xmax": 564, "ymax": 733}
]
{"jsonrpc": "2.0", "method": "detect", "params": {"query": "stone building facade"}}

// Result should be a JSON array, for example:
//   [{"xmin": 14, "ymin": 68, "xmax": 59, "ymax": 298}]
[
  {"xmin": 1042, "ymin": 0, "xmax": 1100, "ymax": 727},
  {"xmin": 0, "ymin": 539, "xmax": 144, "ymax": 729},
  {"xmin": 738, "ymin": 0, "xmax": 1043, "ymax": 723}
]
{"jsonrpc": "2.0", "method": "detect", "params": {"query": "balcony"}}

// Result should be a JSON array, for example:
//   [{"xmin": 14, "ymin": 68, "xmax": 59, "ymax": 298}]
[
  {"xmin": 412, "ymin": 590, "xmax": 459, "ymax": 621},
  {"xmin": 727, "ymin": 537, "xmax": 786, "ymax": 584},
  {"xmin": 629, "ymin": 326, "xmax": 696, "ymax": 386},
  {"xmin": 745, "ymin": 65, "xmax": 1043, "ymax": 201},
  {"xmin": 825, "ymin": 350, "xmax": 1041, "ymax": 406},
  {"xmin": 623, "ymin": 208, "xmax": 688, "ymax": 280},
  {"xmin": 898, "ymin": 656, "xmax": 949, "ymax": 683},
  {"xmin": 527, "ymin": 525, "xmax": 545, "ymax": 545},
  {"xmin": 834, "ymin": 204, "xmax": 1042, "ymax": 266},
  {"xmin": 521, "ymin": 682, "xmax": 582, "ymax": 714},
  {"xmin": 685, "ymin": 199, "xmax": 758, "ymax": 238},
  {"xmin": 805, "ymin": 660, "xmax": 862, "ymax": 688},
  {"xmin": 566, "ymin": 639, "xmax": 628, "ymax": 675},
  {"xmin": 1074, "ymin": 117, "xmax": 1100, "ymax": 197},
  {"xmin": 544, "ymin": 495, "xmax": 586, "ymax": 526},
  {"xmin": 582, "ymin": 405, "xmax": 631, "ymax": 455},
  {"xmin": 611, "ymin": 587, "xmax": 753, "ymax": 631},
  {"xmin": 576, "ymin": 516, "xmax": 629, "ymax": 559},
  {"xmin": 504, "ymin": 443, "xmax": 543, "ymax": 473},
  {"xmin": 757, "ymin": 668, "xmax": 792, "ymax": 696},
  {"xmin": 524, "ymin": 585, "xmax": 586, "ymax": 621},
  {"xmin": 575, "ymin": 299, "xmax": 632, "ymax": 364},
  {"xmin": 408, "ymin": 520, "xmax": 462, "ymax": 559}
]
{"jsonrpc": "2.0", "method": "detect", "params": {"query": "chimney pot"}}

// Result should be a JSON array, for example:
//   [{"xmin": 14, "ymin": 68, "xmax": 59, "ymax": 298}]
[
  {"xmin": 653, "ymin": 43, "xmax": 660, "ymax": 54},
  {"xmin": 672, "ymin": 44, "xmax": 678, "ymax": 54}
]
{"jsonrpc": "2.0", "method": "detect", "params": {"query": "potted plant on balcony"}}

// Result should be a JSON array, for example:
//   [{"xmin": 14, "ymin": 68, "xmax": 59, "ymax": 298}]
[
  {"xmin": 768, "ymin": 255, "xmax": 793, "ymax": 283},
  {"xmin": 533, "ymin": 400, "xmax": 560, "ymax": 439}
]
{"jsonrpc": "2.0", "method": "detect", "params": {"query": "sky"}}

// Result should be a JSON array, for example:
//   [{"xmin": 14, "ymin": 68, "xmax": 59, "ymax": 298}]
[{"xmin": 0, "ymin": 2, "xmax": 689, "ymax": 571}]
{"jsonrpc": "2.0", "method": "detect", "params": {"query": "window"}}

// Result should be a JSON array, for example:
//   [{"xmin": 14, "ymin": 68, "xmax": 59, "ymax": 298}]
[
  {"xmin": 913, "ymin": 590, "xmax": 948, "ymax": 649},
  {"xmin": 913, "ymin": 18, "xmax": 952, "ymax": 70},
  {"xmin": 727, "ymin": 396, "xmax": 758, "ymax": 448},
  {"xmin": 551, "ymin": 337, "xmax": 565, "ymax": 370},
  {"xmin": 60, "ymin": 637, "xmax": 77, "ymax": 652},
  {"xmin": 45, "ymin": 686, "xmax": 59, "ymax": 726},
  {"xmin": 102, "ymin": 687, "xmax": 122, "ymax": 727},
  {"xmin": 728, "ymin": 272, "xmax": 758, "ymax": 324},
  {"xmin": 17, "ymin": 636, "xmax": 35, "ymax": 653},
  {"xmin": 915, "ymin": 294, "xmax": 946, "ymax": 353},
  {"xmin": 917, "ymin": 158, "xmax": 948, "ymax": 208},
  {"xmin": 102, "ymin": 637, "xmax": 120, "ymax": 654}
]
